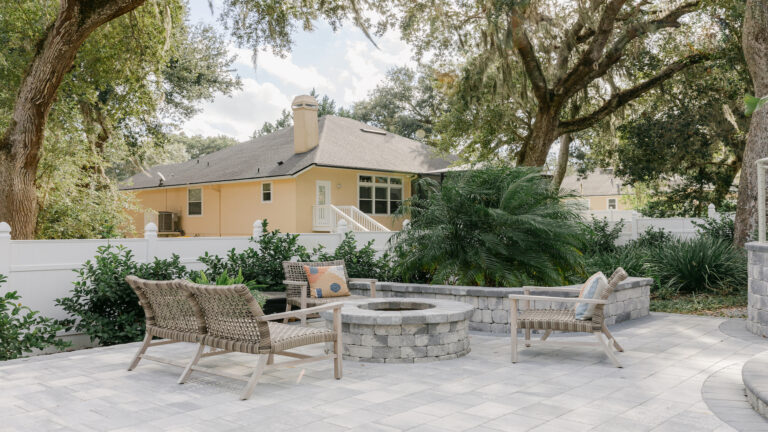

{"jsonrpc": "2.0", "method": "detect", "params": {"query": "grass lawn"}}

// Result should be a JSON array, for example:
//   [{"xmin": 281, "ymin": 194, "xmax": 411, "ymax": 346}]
[{"xmin": 650, "ymin": 291, "xmax": 747, "ymax": 318}]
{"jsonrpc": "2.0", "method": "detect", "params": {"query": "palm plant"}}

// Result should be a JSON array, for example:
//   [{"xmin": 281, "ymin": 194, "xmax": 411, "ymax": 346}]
[{"xmin": 392, "ymin": 165, "xmax": 584, "ymax": 287}]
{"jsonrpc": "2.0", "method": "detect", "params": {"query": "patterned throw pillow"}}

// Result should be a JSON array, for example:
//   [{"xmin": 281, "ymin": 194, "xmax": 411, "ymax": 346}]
[
  {"xmin": 574, "ymin": 272, "xmax": 608, "ymax": 320},
  {"xmin": 303, "ymin": 265, "xmax": 350, "ymax": 298}
]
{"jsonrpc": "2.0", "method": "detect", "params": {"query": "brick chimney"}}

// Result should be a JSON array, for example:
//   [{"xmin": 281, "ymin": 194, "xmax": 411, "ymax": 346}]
[{"xmin": 292, "ymin": 95, "xmax": 319, "ymax": 154}]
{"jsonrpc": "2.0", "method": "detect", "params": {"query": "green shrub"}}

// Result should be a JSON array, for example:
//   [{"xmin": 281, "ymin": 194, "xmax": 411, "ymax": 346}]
[
  {"xmin": 645, "ymin": 237, "xmax": 746, "ymax": 296},
  {"xmin": 391, "ymin": 165, "xmax": 584, "ymax": 286},
  {"xmin": 584, "ymin": 246, "xmax": 648, "ymax": 278},
  {"xmin": 56, "ymin": 245, "xmax": 189, "ymax": 346},
  {"xmin": 189, "ymin": 270, "xmax": 267, "ymax": 307},
  {"xmin": 1, "ymin": 274, "xmax": 71, "ymax": 360},
  {"xmin": 580, "ymin": 217, "xmax": 624, "ymax": 255},
  {"xmin": 693, "ymin": 215, "xmax": 735, "ymax": 243},
  {"xmin": 312, "ymin": 231, "xmax": 394, "ymax": 280},
  {"xmin": 630, "ymin": 227, "xmax": 674, "ymax": 249},
  {"xmin": 198, "ymin": 220, "xmax": 310, "ymax": 291}
]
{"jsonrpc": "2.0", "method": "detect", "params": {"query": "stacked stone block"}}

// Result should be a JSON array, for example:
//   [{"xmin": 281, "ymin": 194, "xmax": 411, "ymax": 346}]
[
  {"xmin": 746, "ymin": 243, "xmax": 768, "ymax": 337},
  {"xmin": 335, "ymin": 320, "xmax": 471, "ymax": 363}
]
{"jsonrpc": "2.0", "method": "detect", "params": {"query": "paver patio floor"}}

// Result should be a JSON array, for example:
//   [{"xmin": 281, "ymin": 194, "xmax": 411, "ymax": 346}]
[{"xmin": 1, "ymin": 313, "xmax": 767, "ymax": 431}]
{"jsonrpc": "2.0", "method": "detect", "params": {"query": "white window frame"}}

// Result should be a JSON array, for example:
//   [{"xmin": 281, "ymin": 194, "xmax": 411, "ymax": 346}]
[
  {"xmin": 187, "ymin": 187, "xmax": 203, "ymax": 217},
  {"xmin": 358, "ymin": 174, "xmax": 403, "ymax": 215},
  {"xmin": 607, "ymin": 198, "xmax": 617, "ymax": 210},
  {"xmin": 261, "ymin": 182, "xmax": 273, "ymax": 203}
]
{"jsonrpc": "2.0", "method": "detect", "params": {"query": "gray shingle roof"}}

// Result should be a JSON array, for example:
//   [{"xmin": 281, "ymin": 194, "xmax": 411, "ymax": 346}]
[{"xmin": 121, "ymin": 116, "xmax": 454, "ymax": 190}]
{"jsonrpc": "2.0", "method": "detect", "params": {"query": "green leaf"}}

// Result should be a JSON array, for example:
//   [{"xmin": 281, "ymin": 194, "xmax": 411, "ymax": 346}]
[{"xmin": 745, "ymin": 94, "xmax": 768, "ymax": 116}]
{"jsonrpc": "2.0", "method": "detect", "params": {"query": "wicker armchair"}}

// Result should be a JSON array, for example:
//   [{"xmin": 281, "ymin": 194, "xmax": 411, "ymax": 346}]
[
  {"xmin": 177, "ymin": 280, "xmax": 344, "ymax": 400},
  {"xmin": 509, "ymin": 268, "xmax": 629, "ymax": 367},
  {"xmin": 125, "ymin": 276, "xmax": 203, "ymax": 371},
  {"xmin": 282, "ymin": 259, "xmax": 376, "ymax": 324}
]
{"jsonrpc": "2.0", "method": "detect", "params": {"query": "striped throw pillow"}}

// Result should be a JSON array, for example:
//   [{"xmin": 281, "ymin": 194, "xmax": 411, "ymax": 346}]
[
  {"xmin": 303, "ymin": 265, "xmax": 350, "ymax": 298},
  {"xmin": 574, "ymin": 272, "xmax": 608, "ymax": 320}
]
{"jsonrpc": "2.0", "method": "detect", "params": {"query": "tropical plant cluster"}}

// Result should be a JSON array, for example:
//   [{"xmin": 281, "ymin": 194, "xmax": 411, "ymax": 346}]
[
  {"xmin": 582, "ymin": 218, "xmax": 746, "ymax": 300},
  {"xmin": 391, "ymin": 165, "xmax": 584, "ymax": 287},
  {"xmin": 387, "ymin": 166, "xmax": 746, "ymax": 303},
  {"xmin": 0, "ymin": 274, "xmax": 70, "ymax": 360}
]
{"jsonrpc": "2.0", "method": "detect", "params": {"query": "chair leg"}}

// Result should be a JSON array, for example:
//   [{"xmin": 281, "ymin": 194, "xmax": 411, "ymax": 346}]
[
  {"xmin": 267, "ymin": 353, "xmax": 274, "ymax": 365},
  {"xmin": 594, "ymin": 332, "xmax": 622, "ymax": 368},
  {"xmin": 525, "ymin": 327, "xmax": 531, "ymax": 347},
  {"xmin": 128, "ymin": 333, "xmax": 153, "ymax": 371},
  {"xmin": 509, "ymin": 299, "xmax": 519, "ymax": 363},
  {"xmin": 602, "ymin": 327, "xmax": 623, "ymax": 352},
  {"xmin": 178, "ymin": 343, "xmax": 205, "ymax": 384},
  {"xmin": 240, "ymin": 355, "xmax": 269, "ymax": 400},
  {"xmin": 283, "ymin": 303, "xmax": 292, "ymax": 324},
  {"xmin": 333, "ymin": 307, "xmax": 343, "ymax": 379},
  {"xmin": 540, "ymin": 329, "xmax": 552, "ymax": 341}
]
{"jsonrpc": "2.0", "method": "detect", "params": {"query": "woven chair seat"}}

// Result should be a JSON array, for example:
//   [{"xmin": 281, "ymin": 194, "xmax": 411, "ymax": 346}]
[
  {"xmin": 267, "ymin": 323, "xmax": 336, "ymax": 353},
  {"xmin": 202, "ymin": 322, "xmax": 335, "ymax": 354},
  {"xmin": 518, "ymin": 309, "xmax": 598, "ymax": 333},
  {"xmin": 287, "ymin": 295, "xmax": 368, "ymax": 307},
  {"xmin": 146, "ymin": 324, "xmax": 202, "ymax": 343}
]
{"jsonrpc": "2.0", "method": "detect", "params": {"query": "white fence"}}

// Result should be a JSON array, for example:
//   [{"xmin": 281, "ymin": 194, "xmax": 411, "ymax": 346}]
[
  {"xmin": 583, "ymin": 204, "xmax": 724, "ymax": 245},
  {"xmin": 0, "ymin": 220, "xmax": 395, "ymax": 328}
]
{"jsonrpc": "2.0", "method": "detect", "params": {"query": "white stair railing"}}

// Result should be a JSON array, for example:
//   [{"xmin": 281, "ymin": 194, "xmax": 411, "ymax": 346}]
[
  {"xmin": 328, "ymin": 205, "xmax": 367, "ymax": 232},
  {"xmin": 335, "ymin": 206, "xmax": 390, "ymax": 232},
  {"xmin": 312, "ymin": 205, "xmax": 391, "ymax": 232}
]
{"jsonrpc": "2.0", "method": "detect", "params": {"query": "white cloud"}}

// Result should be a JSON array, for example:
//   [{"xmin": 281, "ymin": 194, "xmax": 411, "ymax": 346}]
[
  {"xmin": 338, "ymin": 31, "xmax": 415, "ymax": 104},
  {"xmin": 181, "ymin": 79, "xmax": 290, "ymax": 141},
  {"xmin": 232, "ymin": 46, "xmax": 335, "ymax": 92}
]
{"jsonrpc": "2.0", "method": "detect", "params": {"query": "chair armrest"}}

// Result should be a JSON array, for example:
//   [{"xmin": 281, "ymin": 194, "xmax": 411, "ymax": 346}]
[
  {"xmin": 508, "ymin": 294, "xmax": 606, "ymax": 304},
  {"xmin": 259, "ymin": 302, "xmax": 344, "ymax": 321},
  {"xmin": 283, "ymin": 280, "xmax": 307, "ymax": 287}
]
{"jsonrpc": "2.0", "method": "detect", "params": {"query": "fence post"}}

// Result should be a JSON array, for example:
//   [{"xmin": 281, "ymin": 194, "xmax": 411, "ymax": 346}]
[
  {"xmin": 630, "ymin": 211, "xmax": 640, "ymax": 240},
  {"xmin": 708, "ymin": 203, "xmax": 717, "ymax": 219},
  {"xmin": 253, "ymin": 219, "xmax": 263, "ymax": 240},
  {"xmin": 0, "ymin": 222, "xmax": 10, "ymax": 278},
  {"xmin": 144, "ymin": 222, "xmax": 158, "ymax": 262}
]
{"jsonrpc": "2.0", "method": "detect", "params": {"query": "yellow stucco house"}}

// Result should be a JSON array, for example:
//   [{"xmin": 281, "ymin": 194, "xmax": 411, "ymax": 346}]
[
  {"xmin": 560, "ymin": 169, "xmax": 634, "ymax": 211},
  {"xmin": 121, "ymin": 95, "xmax": 453, "ymax": 236}
]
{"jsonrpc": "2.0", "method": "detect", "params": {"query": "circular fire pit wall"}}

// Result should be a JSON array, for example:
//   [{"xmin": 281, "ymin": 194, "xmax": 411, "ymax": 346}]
[{"xmin": 320, "ymin": 298, "xmax": 474, "ymax": 363}]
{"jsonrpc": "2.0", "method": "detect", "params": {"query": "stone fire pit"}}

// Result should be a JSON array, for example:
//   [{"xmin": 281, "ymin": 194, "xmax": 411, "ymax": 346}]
[{"xmin": 320, "ymin": 298, "xmax": 474, "ymax": 363}]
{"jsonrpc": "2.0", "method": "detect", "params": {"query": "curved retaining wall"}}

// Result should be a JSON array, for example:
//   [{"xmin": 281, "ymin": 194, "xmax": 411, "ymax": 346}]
[
  {"xmin": 350, "ymin": 277, "xmax": 652, "ymax": 334},
  {"xmin": 743, "ymin": 351, "xmax": 768, "ymax": 418},
  {"xmin": 747, "ymin": 242, "xmax": 768, "ymax": 337}
]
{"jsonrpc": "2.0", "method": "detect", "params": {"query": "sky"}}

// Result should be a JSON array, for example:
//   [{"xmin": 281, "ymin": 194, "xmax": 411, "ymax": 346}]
[{"xmin": 181, "ymin": 0, "xmax": 415, "ymax": 141}]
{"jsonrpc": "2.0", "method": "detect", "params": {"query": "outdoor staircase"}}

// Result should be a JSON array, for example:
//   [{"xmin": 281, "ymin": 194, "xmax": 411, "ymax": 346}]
[{"xmin": 312, "ymin": 204, "xmax": 390, "ymax": 232}]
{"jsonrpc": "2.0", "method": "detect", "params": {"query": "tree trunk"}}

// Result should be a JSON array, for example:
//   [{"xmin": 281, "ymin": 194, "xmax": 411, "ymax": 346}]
[
  {"xmin": 0, "ymin": 0, "xmax": 146, "ymax": 239},
  {"xmin": 734, "ymin": 0, "xmax": 768, "ymax": 248},
  {"xmin": 518, "ymin": 109, "xmax": 560, "ymax": 166},
  {"xmin": 552, "ymin": 133, "xmax": 572, "ymax": 189}
]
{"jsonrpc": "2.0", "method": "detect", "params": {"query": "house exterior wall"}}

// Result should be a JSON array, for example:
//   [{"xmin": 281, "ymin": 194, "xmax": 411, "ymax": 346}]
[
  {"xmin": 579, "ymin": 194, "xmax": 632, "ymax": 211},
  {"xmin": 294, "ymin": 166, "xmax": 413, "ymax": 232},
  {"xmin": 127, "ymin": 166, "xmax": 413, "ymax": 236},
  {"xmin": 129, "ymin": 180, "xmax": 297, "ymax": 237}
]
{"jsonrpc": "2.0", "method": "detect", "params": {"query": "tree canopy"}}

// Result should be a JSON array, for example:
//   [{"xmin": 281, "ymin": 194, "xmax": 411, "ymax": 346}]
[
  {"xmin": 0, "ymin": 0, "xmax": 388, "ymax": 239},
  {"xmin": 394, "ymin": 0, "xmax": 720, "ymax": 167}
]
